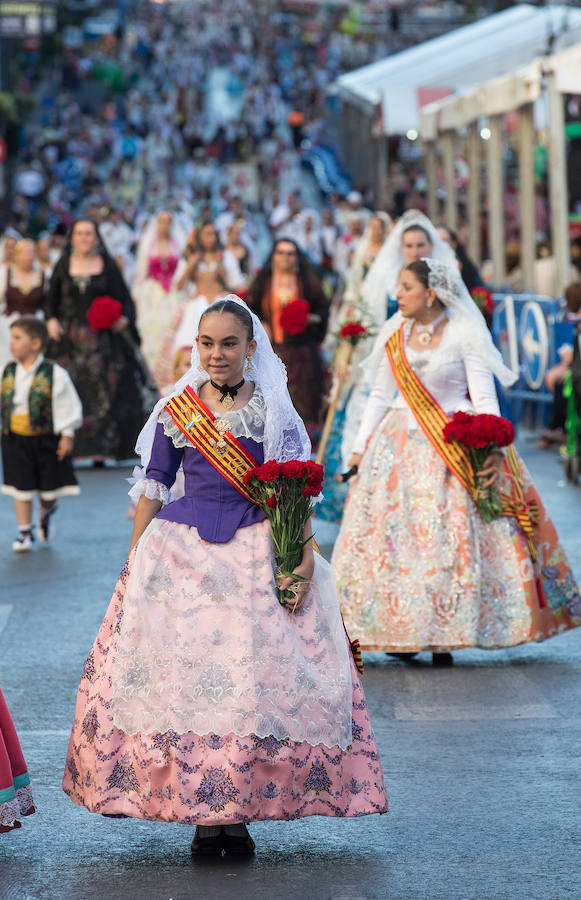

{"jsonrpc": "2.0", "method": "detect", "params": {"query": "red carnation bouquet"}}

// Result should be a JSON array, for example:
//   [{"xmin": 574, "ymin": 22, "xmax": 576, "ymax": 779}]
[
  {"xmin": 470, "ymin": 287, "xmax": 494, "ymax": 316},
  {"xmin": 86, "ymin": 295, "xmax": 123, "ymax": 332},
  {"xmin": 243, "ymin": 459, "xmax": 324, "ymax": 606},
  {"xmin": 443, "ymin": 411, "xmax": 515, "ymax": 522},
  {"xmin": 339, "ymin": 321, "xmax": 368, "ymax": 345},
  {"xmin": 279, "ymin": 299, "xmax": 310, "ymax": 337}
]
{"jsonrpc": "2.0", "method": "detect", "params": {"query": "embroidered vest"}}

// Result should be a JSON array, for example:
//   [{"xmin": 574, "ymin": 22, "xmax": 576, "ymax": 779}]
[{"xmin": 1, "ymin": 360, "xmax": 54, "ymax": 435}]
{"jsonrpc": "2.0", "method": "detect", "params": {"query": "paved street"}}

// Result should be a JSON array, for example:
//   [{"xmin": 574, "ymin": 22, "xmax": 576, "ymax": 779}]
[{"xmin": 1, "ymin": 434, "xmax": 580, "ymax": 900}]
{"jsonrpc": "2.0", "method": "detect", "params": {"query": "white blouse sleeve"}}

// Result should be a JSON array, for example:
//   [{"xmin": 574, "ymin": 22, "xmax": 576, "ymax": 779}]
[
  {"xmin": 464, "ymin": 351, "xmax": 501, "ymax": 416},
  {"xmin": 127, "ymin": 474, "xmax": 172, "ymax": 506},
  {"xmin": 351, "ymin": 354, "xmax": 398, "ymax": 455},
  {"xmin": 52, "ymin": 364, "xmax": 83, "ymax": 437}
]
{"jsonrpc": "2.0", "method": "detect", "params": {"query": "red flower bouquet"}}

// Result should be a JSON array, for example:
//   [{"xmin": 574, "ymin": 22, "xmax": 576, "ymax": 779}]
[
  {"xmin": 443, "ymin": 411, "xmax": 515, "ymax": 522},
  {"xmin": 279, "ymin": 299, "xmax": 310, "ymax": 337},
  {"xmin": 86, "ymin": 296, "xmax": 123, "ymax": 332},
  {"xmin": 339, "ymin": 322, "xmax": 368, "ymax": 344},
  {"xmin": 243, "ymin": 459, "xmax": 324, "ymax": 605},
  {"xmin": 470, "ymin": 287, "xmax": 494, "ymax": 316}
]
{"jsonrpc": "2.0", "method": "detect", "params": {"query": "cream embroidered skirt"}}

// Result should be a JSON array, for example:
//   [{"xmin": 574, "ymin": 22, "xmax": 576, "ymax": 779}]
[{"xmin": 331, "ymin": 410, "xmax": 581, "ymax": 651}]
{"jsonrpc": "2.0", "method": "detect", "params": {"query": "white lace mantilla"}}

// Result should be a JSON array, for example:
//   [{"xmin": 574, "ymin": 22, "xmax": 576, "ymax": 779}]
[{"xmin": 159, "ymin": 388, "xmax": 267, "ymax": 449}]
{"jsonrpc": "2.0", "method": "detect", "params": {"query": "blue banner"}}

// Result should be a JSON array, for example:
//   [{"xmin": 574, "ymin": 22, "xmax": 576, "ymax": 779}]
[{"xmin": 492, "ymin": 293, "xmax": 575, "ymax": 427}]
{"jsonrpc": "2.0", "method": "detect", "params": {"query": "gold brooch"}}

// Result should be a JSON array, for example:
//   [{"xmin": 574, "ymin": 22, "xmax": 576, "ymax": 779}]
[{"xmin": 211, "ymin": 418, "xmax": 231, "ymax": 456}]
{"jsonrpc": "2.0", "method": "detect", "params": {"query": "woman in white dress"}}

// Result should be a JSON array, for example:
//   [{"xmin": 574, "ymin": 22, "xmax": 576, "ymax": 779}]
[
  {"xmin": 132, "ymin": 210, "xmax": 187, "ymax": 384},
  {"xmin": 317, "ymin": 213, "xmax": 391, "ymax": 523},
  {"xmin": 169, "ymin": 223, "xmax": 227, "ymax": 356},
  {"xmin": 332, "ymin": 259, "xmax": 581, "ymax": 664},
  {"xmin": 340, "ymin": 210, "xmax": 457, "ymax": 472},
  {"xmin": 222, "ymin": 223, "xmax": 253, "ymax": 295}
]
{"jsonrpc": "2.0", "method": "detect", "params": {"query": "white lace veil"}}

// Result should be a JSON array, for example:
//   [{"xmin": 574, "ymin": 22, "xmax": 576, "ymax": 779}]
[
  {"xmin": 343, "ymin": 211, "xmax": 392, "ymax": 308},
  {"xmin": 134, "ymin": 294, "xmax": 311, "ymax": 471},
  {"xmin": 361, "ymin": 258, "xmax": 517, "ymax": 388},
  {"xmin": 360, "ymin": 209, "xmax": 458, "ymax": 324}
]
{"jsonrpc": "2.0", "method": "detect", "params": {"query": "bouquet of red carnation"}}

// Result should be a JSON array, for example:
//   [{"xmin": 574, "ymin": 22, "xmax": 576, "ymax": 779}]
[
  {"xmin": 279, "ymin": 299, "xmax": 310, "ymax": 337},
  {"xmin": 243, "ymin": 458, "xmax": 324, "ymax": 605},
  {"xmin": 86, "ymin": 296, "xmax": 123, "ymax": 332},
  {"xmin": 470, "ymin": 287, "xmax": 494, "ymax": 316},
  {"xmin": 339, "ymin": 321, "xmax": 368, "ymax": 345},
  {"xmin": 443, "ymin": 411, "xmax": 515, "ymax": 522}
]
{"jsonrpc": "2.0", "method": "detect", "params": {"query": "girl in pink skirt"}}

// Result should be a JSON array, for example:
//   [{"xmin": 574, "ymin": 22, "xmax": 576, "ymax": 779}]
[
  {"xmin": 0, "ymin": 688, "xmax": 35, "ymax": 833},
  {"xmin": 62, "ymin": 296, "xmax": 387, "ymax": 856}
]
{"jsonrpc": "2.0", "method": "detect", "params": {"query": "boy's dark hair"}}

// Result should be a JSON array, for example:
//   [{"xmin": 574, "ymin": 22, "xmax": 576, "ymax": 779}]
[{"xmin": 10, "ymin": 316, "xmax": 49, "ymax": 351}]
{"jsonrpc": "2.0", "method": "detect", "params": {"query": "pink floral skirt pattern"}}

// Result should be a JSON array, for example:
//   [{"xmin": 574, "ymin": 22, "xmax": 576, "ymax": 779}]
[{"xmin": 62, "ymin": 528, "xmax": 388, "ymax": 825}]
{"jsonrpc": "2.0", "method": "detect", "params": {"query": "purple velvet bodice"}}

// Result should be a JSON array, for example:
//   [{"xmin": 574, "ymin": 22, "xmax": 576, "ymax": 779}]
[{"xmin": 146, "ymin": 422, "xmax": 266, "ymax": 542}]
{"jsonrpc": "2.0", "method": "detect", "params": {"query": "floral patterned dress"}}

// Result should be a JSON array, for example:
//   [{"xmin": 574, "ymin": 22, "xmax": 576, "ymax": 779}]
[
  {"xmin": 63, "ymin": 396, "xmax": 388, "ymax": 824},
  {"xmin": 332, "ymin": 319, "xmax": 581, "ymax": 651}
]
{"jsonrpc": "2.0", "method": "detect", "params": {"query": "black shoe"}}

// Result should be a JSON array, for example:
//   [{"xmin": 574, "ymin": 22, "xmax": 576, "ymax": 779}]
[
  {"xmin": 190, "ymin": 826, "xmax": 224, "ymax": 856},
  {"xmin": 38, "ymin": 504, "xmax": 57, "ymax": 543},
  {"xmin": 432, "ymin": 652, "xmax": 453, "ymax": 667},
  {"xmin": 221, "ymin": 825, "xmax": 255, "ymax": 856}
]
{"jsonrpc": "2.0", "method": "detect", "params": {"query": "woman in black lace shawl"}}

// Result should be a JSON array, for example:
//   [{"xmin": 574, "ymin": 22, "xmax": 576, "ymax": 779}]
[{"xmin": 45, "ymin": 219, "xmax": 158, "ymax": 461}]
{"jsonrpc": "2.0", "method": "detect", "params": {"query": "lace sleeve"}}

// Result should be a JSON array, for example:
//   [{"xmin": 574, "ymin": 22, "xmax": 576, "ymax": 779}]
[{"xmin": 127, "ymin": 467, "xmax": 172, "ymax": 505}]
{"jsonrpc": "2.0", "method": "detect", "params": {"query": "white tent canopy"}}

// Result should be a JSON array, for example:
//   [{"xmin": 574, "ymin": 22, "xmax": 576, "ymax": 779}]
[
  {"xmin": 420, "ymin": 40, "xmax": 581, "ymax": 138},
  {"xmin": 334, "ymin": 3, "xmax": 581, "ymax": 136}
]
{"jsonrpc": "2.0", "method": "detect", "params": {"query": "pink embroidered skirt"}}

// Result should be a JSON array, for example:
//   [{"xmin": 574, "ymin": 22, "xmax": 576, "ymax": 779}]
[{"xmin": 63, "ymin": 520, "xmax": 388, "ymax": 824}]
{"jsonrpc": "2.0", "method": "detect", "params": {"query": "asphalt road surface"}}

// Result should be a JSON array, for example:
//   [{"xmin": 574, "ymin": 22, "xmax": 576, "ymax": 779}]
[{"xmin": 1, "ymin": 433, "xmax": 580, "ymax": 900}]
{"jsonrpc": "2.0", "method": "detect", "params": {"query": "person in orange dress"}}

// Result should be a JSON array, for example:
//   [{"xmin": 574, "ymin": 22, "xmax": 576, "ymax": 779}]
[{"xmin": 246, "ymin": 238, "xmax": 328, "ymax": 439}]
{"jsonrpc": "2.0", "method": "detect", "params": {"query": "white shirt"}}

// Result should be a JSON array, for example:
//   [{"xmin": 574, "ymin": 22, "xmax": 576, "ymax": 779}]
[
  {"xmin": 10, "ymin": 354, "xmax": 83, "ymax": 438},
  {"xmin": 353, "ymin": 319, "xmax": 500, "ymax": 455}
]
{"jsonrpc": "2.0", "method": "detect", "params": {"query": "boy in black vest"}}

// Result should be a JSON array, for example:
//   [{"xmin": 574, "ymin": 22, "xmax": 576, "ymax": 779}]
[{"xmin": 1, "ymin": 317, "xmax": 82, "ymax": 551}]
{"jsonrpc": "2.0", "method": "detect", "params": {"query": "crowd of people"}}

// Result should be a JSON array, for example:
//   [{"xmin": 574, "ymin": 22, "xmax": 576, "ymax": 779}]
[{"xmin": 1, "ymin": 0, "xmax": 581, "ymax": 865}]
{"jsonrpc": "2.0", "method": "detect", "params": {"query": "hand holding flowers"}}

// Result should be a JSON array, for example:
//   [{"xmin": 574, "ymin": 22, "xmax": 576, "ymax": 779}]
[
  {"xmin": 443, "ymin": 412, "xmax": 515, "ymax": 522},
  {"xmin": 243, "ymin": 459, "xmax": 324, "ymax": 609}
]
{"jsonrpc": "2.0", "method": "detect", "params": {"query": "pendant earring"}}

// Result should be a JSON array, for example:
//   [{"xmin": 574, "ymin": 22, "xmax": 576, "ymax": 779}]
[
  {"xmin": 427, "ymin": 299, "xmax": 433, "ymax": 309},
  {"xmin": 245, "ymin": 355, "xmax": 254, "ymax": 375},
  {"xmin": 197, "ymin": 364, "xmax": 204, "ymax": 372}
]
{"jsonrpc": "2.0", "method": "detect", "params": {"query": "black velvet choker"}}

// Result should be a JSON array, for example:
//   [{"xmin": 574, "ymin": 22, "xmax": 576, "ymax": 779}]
[{"xmin": 210, "ymin": 378, "xmax": 245, "ymax": 410}]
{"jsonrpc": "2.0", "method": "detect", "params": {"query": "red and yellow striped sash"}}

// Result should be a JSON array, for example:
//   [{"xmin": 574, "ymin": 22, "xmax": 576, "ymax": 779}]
[
  {"xmin": 164, "ymin": 385, "xmax": 258, "ymax": 504},
  {"xmin": 385, "ymin": 328, "xmax": 539, "ymax": 562},
  {"xmin": 386, "ymin": 327, "xmax": 476, "ymax": 500},
  {"xmin": 500, "ymin": 446, "xmax": 539, "ymax": 563}
]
